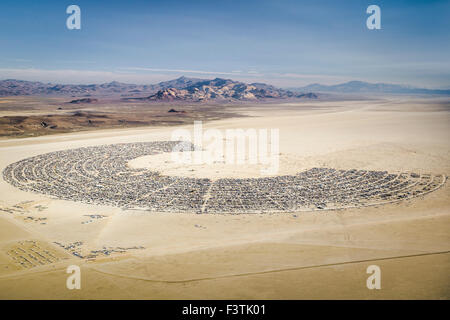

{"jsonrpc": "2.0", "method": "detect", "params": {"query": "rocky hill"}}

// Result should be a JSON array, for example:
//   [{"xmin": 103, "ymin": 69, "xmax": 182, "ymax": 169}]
[
  {"xmin": 68, "ymin": 98, "xmax": 99, "ymax": 104},
  {"xmin": 136, "ymin": 77, "xmax": 315, "ymax": 102}
]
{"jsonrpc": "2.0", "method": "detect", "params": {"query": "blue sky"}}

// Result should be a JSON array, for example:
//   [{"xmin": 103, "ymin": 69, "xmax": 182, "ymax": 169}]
[{"xmin": 0, "ymin": 0, "xmax": 449, "ymax": 88}]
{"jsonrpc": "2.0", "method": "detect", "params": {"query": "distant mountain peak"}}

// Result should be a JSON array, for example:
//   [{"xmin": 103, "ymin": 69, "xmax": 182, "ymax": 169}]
[
  {"xmin": 293, "ymin": 81, "xmax": 450, "ymax": 95},
  {"xmin": 128, "ymin": 77, "xmax": 317, "ymax": 102}
]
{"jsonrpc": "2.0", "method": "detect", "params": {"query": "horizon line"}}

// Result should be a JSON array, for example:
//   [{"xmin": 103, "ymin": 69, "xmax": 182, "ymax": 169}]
[{"xmin": 1, "ymin": 76, "xmax": 450, "ymax": 91}]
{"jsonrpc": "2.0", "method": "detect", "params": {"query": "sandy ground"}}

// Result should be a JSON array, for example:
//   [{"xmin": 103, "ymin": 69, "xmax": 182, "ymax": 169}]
[{"xmin": 0, "ymin": 96, "xmax": 449, "ymax": 299}]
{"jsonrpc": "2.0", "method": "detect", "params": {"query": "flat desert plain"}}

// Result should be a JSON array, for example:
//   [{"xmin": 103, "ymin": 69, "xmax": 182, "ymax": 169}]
[{"xmin": 0, "ymin": 96, "xmax": 449, "ymax": 299}]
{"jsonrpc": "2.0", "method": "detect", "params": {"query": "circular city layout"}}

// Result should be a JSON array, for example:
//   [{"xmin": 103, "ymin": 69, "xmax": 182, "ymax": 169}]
[{"xmin": 2, "ymin": 141, "xmax": 446, "ymax": 214}]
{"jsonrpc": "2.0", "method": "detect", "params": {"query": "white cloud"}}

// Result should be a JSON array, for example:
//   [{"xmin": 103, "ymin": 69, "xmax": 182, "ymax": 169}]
[
  {"xmin": 0, "ymin": 68, "xmax": 174, "ymax": 84},
  {"xmin": 120, "ymin": 67, "xmax": 240, "ymax": 76}
]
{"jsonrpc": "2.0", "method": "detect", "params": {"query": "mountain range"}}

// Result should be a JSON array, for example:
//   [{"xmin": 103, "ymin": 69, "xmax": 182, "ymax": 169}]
[
  {"xmin": 292, "ymin": 81, "xmax": 450, "ymax": 95},
  {"xmin": 0, "ymin": 77, "xmax": 316, "ymax": 102},
  {"xmin": 1, "ymin": 78, "xmax": 448, "ymax": 101},
  {"xmin": 0, "ymin": 79, "xmax": 157, "ymax": 97}
]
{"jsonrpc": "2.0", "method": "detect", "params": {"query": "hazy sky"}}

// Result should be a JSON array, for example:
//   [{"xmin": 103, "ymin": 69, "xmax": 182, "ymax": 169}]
[{"xmin": 0, "ymin": 0, "xmax": 449, "ymax": 88}]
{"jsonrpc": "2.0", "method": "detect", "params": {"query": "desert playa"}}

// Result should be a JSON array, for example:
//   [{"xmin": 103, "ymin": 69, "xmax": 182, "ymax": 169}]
[{"xmin": 0, "ymin": 96, "xmax": 449, "ymax": 299}]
